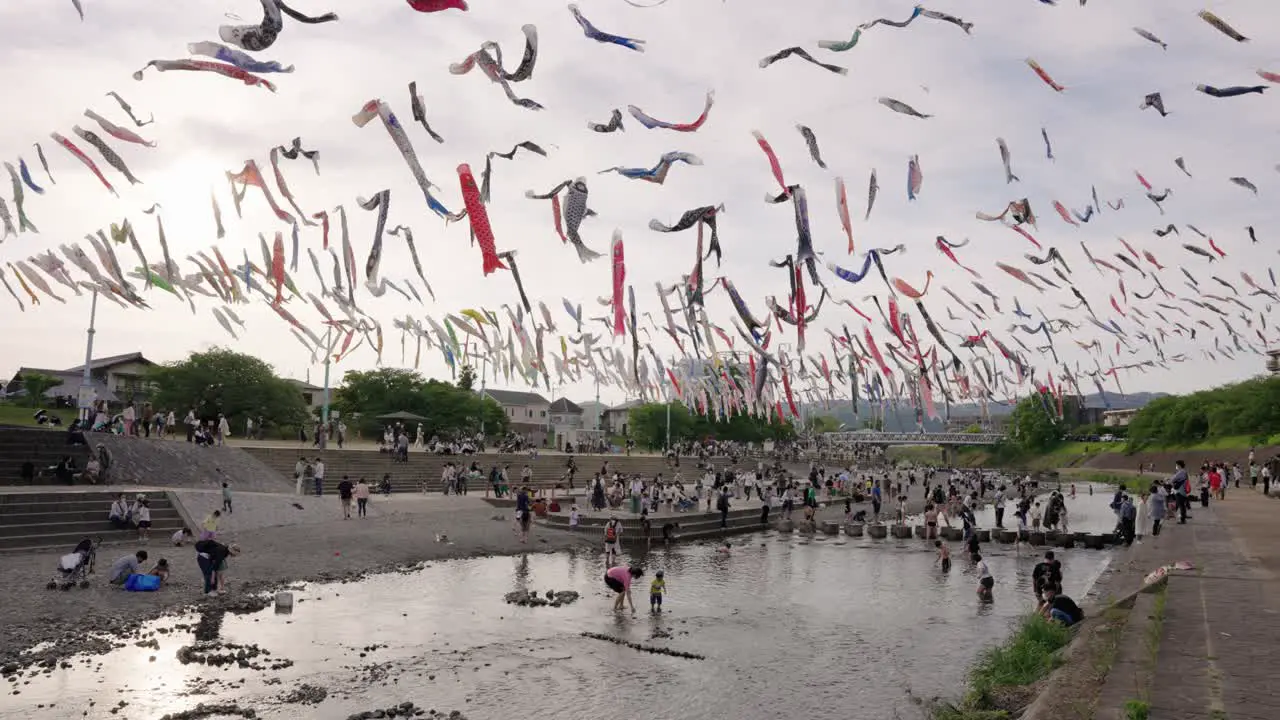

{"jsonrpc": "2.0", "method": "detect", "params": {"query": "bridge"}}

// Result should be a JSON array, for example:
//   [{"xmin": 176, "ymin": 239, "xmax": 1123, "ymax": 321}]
[{"xmin": 819, "ymin": 431, "xmax": 1006, "ymax": 446}]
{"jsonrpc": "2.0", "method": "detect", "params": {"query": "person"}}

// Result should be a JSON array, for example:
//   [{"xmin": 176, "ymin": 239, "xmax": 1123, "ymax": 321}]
[
  {"xmin": 379, "ymin": 473, "xmax": 392, "ymax": 496},
  {"xmin": 337, "ymin": 476, "xmax": 354, "ymax": 519},
  {"xmin": 515, "ymin": 486, "xmax": 532, "ymax": 543},
  {"xmin": 148, "ymin": 558, "xmax": 171, "ymax": 586},
  {"xmin": 966, "ymin": 532, "xmax": 980, "ymax": 562},
  {"xmin": 194, "ymin": 538, "xmax": 240, "ymax": 595},
  {"xmin": 717, "ymin": 488, "xmax": 730, "ymax": 528},
  {"xmin": 1135, "ymin": 491, "xmax": 1150, "ymax": 543},
  {"xmin": 993, "ymin": 486, "xmax": 1006, "ymax": 528},
  {"xmin": 221, "ymin": 481, "xmax": 233, "ymax": 514},
  {"xmin": 569, "ymin": 505, "xmax": 580, "ymax": 530},
  {"xmin": 1172, "ymin": 460, "xmax": 1190, "ymax": 523},
  {"xmin": 935, "ymin": 540, "xmax": 951, "ymax": 572},
  {"xmin": 604, "ymin": 564, "xmax": 643, "ymax": 615},
  {"xmin": 975, "ymin": 553, "xmax": 994, "ymax": 600},
  {"xmin": 1040, "ymin": 586, "xmax": 1085, "ymax": 627},
  {"xmin": 1032, "ymin": 551, "xmax": 1063, "ymax": 602},
  {"xmin": 134, "ymin": 498, "xmax": 152, "ymax": 541},
  {"xmin": 1148, "ymin": 483, "xmax": 1166, "ymax": 537},
  {"xmin": 717, "ymin": 541, "xmax": 732, "ymax": 554},
  {"xmin": 201, "ymin": 510, "xmax": 221, "ymax": 541},
  {"xmin": 662, "ymin": 521, "xmax": 679, "ymax": 545},
  {"xmin": 171, "ymin": 528, "xmax": 193, "ymax": 546},
  {"xmin": 640, "ymin": 509, "xmax": 652, "ymax": 549},
  {"xmin": 354, "ymin": 477, "xmax": 371, "ymax": 517},
  {"xmin": 109, "ymin": 494, "xmax": 130, "ymax": 529},
  {"xmin": 650, "ymin": 570, "xmax": 666, "ymax": 613},
  {"xmin": 313, "ymin": 457, "xmax": 326, "ymax": 497},
  {"xmin": 1119, "ymin": 495, "xmax": 1137, "ymax": 546},
  {"xmin": 108, "ymin": 550, "xmax": 148, "ymax": 586},
  {"xmin": 604, "ymin": 514, "xmax": 622, "ymax": 566}
]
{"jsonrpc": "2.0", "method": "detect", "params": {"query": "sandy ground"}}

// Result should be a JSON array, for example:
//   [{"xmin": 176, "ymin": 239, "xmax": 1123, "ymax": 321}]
[{"xmin": 0, "ymin": 494, "xmax": 594, "ymax": 673}]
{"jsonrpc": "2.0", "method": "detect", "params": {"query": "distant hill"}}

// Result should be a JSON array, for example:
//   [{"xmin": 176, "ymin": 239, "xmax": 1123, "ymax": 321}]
[{"xmin": 802, "ymin": 391, "xmax": 1168, "ymax": 431}]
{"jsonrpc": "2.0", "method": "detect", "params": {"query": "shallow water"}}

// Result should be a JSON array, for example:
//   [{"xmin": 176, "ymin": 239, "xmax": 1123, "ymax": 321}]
[{"xmin": 9, "ymin": 489, "xmax": 1122, "ymax": 720}]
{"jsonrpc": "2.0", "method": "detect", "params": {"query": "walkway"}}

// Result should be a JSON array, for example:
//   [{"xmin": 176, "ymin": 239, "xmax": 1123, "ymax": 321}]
[{"xmin": 1138, "ymin": 489, "xmax": 1280, "ymax": 719}]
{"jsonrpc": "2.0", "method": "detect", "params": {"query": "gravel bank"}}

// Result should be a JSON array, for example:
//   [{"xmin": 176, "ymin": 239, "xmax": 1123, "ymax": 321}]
[{"xmin": 0, "ymin": 496, "xmax": 592, "ymax": 674}]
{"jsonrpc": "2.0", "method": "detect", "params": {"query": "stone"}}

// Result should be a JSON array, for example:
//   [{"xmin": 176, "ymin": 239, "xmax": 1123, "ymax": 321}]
[
  {"xmin": 941, "ymin": 527, "xmax": 963, "ymax": 541},
  {"xmin": 1028, "ymin": 531, "xmax": 1047, "ymax": 546},
  {"xmin": 974, "ymin": 529, "xmax": 991, "ymax": 543},
  {"xmin": 867, "ymin": 524, "xmax": 888, "ymax": 539},
  {"xmin": 821, "ymin": 521, "xmax": 839, "ymax": 535},
  {"xmin": 797, "ymin": 521, "xmax": 817, "ymax": 535},
  {"xmin": 843, "ymin": 523, "xmax": 864, "ymax": 537},
  {"xmin": 891, "ymin": 525, "xmax": 913, "ymax": 539},
  {"xmin": 774, "ymin": 519, "xmax": 794, "ymax": 533},
  {"xmin": 997, "ymin": 530, "xmax": 1018, "ymax": 543},
  {"xmin": 914, "ymin": 525, "xmax": 927, "ymax": 539}
]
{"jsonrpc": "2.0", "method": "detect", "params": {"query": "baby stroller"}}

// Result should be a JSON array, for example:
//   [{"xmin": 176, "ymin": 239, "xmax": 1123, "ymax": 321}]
[{"xmin": 47, "ymin": 537, "xmax": 101, "ymax": 590}]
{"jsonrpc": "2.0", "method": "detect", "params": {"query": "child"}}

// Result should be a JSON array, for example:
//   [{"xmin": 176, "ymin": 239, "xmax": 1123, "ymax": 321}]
[
  {"xmin": 1031, "ymin": 502, "xmax": 1043, "ymax": 530},
  {"xmin": 148, "ymin": 558, "xmax": 170, "ymax": 585},
  {"xmin": 650, "ymin": 570, "xmax": 666, "ymax": 613},
  {"xmin": 935, "ymin": 540, "xmax": 951, "ymax": 572},
  {"xmin": 844, "ymin": 497, "xmax": 853, "ymax": 523},
  {"xmin": 717, "ymin": 541, "xmax": 731, "ymax": 554},
  {"xmin": 604, "ymin": 515, "xmax": 622, "ymax": 566},
  {"xmin": 975, "ymin": 553, "xmax": 994, "ymax": 601},
  {"xmin": 569, "ymin": 505, "xmax": 581, "ymax": 530},
  {"xmin": 171, "ymin": 528, "xmax": 193, "ymax": 547},
  {"xmin": 201, "ymin": 510, "xmax": 221, "ymax": 541},
  {"xmin": 135, "ymin": 498, "xmax": 152, "ymax": 542},
  {"xmin": 221, "ymin": 482, "xmax": 233, "ymax": 514}
]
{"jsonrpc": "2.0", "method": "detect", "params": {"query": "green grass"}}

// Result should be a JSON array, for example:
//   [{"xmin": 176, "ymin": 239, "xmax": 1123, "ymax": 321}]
[
  {"xmin": 1124, "ymin": 699, "xmax": 1150, "ymax": 720},
  {"xmin": 1124, "ymin": 433, "xmax": 1280, "ymax": 455},
  {"xmin": 1058, "ymin": 469, "xmax": 1150, "ymax": 494},
  {"xmin": 931, "ymin": 615, "xmax": 1073, "ymax": 719},
  {"xmin": 0, "ymin": 402, "xmax": 65, "ymax": 428},
  {"xmin": 887, "ymin": 445, "xmax": 946, "ymax": 465}
]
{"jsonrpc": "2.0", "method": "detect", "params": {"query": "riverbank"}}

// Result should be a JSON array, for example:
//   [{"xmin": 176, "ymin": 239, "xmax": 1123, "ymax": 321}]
[{"xmin": 0, "ymin": 494, "xmax": 595, "ymax": 674}]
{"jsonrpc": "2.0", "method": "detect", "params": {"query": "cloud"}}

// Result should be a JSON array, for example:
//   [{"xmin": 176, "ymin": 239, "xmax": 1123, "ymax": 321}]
[{"xmin": 0, "ymin": 0, "xmax": 1277, "ymax": 412}]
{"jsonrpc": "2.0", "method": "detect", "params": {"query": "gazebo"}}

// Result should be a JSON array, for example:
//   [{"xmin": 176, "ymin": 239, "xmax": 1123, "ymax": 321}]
[{"xmin": 376, "ymin": 411, "xmax": 428, "ymax": 422}]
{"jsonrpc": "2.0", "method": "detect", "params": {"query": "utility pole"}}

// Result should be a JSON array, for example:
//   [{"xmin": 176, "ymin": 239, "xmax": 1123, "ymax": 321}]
[
  {"xmin": 665, "ymin": 396, "xmax": 671, "ymax": 450},
  {"xmin": 78, "ymin": 289, "xmax": 99, "ymax": 422},
  {"xmin": 321, "ymin": 325, "xmax": 332, "ymax": 426}
]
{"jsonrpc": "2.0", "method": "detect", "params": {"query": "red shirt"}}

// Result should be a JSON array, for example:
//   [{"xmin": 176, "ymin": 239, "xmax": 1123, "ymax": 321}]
[{"xmin": 1208, "ymin": 472, "xmax": 1222, "ymax": 490}]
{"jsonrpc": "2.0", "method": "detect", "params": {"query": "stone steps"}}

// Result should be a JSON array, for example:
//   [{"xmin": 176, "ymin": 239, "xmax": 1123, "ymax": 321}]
[{"xmin": 0, "ymin": 489, "xmax": 186, "ymax": 552}]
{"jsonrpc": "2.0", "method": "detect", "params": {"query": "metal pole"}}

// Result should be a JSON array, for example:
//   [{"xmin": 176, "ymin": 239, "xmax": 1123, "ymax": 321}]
[
  {"xmin": 79, "ymin": 289, "xmax": 99, "ymax": 422},
  {"xmin": 478, "ymin": 352, "xmax": 488, "ymax": 437},
  {"xmin": 322, "ymin": 325, "xmax": 332, "ymax": 425},
  {"xmin": 665, "ymin": 397, "xmax": 671, "ymax": 450}
]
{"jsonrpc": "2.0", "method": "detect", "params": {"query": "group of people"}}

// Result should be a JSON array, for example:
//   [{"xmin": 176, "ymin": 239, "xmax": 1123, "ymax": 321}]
[{"xmin": 107, "ymin": 492, "xmax": 154, "ymax": 541}]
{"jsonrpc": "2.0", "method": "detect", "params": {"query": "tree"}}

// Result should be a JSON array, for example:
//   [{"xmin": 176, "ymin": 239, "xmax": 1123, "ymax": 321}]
[
  {"xmin": 147, "ymin": 348, "xmax": 307, "ymax": 431},
  {"xmin": 332, "ymin": 368, "xmax": 507, "ymax": 438},
  {"xmin": 1007, "ymin": 392, "xmax": 1063, "ymax": 452},
  {"xmin": 456, "ymin": 365, "xmax": 476, "ymax": 392},
  {"xmin": 804, "ymin": 414, "xmax": 843, "ymax": 435},
  {"xmin": 627, "ymin": 402, "xmax": 795, "ymax": 449},
  {"xmin": 19, "ymin": 372, "xmax": 61, "ymax": 407},
  {"xmin": 860, "ymin": 417, "xmax": 884, "ymax": 431}
]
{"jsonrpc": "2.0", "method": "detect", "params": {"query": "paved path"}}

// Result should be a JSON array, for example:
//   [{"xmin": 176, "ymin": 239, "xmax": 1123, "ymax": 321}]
[{"xmin": 1142, "ymin": 489, "xmax": 1280, "ymax": 720}]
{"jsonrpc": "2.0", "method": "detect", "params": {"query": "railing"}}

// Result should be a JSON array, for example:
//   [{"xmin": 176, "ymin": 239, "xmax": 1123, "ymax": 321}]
[{"xmin": 820, "ymin": 431, "xmax": 1006, "ymax": 446}]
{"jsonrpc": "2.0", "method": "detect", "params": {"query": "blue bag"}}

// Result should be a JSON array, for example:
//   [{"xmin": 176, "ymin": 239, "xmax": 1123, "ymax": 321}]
[{"xmin": 124, "ymin": 573, "xmax": 161, "ymax": 592}]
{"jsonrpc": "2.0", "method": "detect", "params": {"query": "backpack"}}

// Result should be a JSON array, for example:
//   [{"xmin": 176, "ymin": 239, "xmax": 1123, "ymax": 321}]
[{"xmin": 605, "ymin": 522, "xmax": 618, "ymax": 542}]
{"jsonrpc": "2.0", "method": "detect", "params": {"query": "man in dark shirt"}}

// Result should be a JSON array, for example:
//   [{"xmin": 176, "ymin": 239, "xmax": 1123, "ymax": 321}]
[
  {"xmin": 337, "ymin": 476, "xmax": 354, "ymax": 519},
  {"xmin": 1041, "ymin": 586, "xmax": 1084, "ymax": 626}
]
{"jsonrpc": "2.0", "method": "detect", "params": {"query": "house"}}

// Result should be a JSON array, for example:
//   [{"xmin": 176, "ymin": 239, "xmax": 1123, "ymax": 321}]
[
  {"xmin": 286, "ymin": 379, "xmax": 326, "ymax": 414},
  {"xmin": 1102, "ymin": 408, "xmax": 1139, "ymax": 428},
  {"xmin": 600, "ymin": 400, "xmax": 643, "ymax": 437},
  {"xmin": 482, "ymin": 389, "xmax": 550, "ymax": 445},
  {"xmin": 548, "ymin": 398, "xmax": 583, "ymax": 428},
  {"xmin": 548, "ymin": 397, "xmax": 604, "ymax": 449},
  {"xmin": 5, "ymin": 352, "xmax": 156, "ymax": 407},
  {"xmin": 577, "ymin": 400, "xmax": 606, "ymax": 432}
]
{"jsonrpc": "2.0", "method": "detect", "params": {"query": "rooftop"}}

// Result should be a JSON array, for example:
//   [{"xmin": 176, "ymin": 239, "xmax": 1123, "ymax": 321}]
[
  {"xmin": 482, "ymin": 389, "xmax": 550, "ymax": 406},
  {"xmin": 62, "ymin": 352, "xmax": 155, "ymax": 373},
  {"xmin": 549, "ymin": 398, "xmax": 583, "ymax": 414}
]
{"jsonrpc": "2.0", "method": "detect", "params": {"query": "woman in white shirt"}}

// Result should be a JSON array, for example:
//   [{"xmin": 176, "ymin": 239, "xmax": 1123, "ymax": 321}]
[{"xmin": 975, "ymin": 553, "xmax": 994, "ymax": 600}]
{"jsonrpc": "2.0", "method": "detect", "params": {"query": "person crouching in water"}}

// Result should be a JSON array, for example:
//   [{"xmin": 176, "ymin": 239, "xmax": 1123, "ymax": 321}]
[
  {"xmin": 604, "ymin": 564, "xmax": 643, "ymax": 615},
  {"xmin": 935, "ymin": 540, "xmax": 951, "ymax": 572},
  {"xmin": 650, "ymin": 570, "xmax": 666, "ymax": 613},
  {"xmin": 975, "ymin": 553, "xmax": 994, "ymax": 601}
]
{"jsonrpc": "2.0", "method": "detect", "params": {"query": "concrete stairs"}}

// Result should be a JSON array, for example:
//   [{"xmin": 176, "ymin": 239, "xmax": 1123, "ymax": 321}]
[
  {"xmin": 0, "ymin": 426, "xmax": 91, "ymax": 485},
  {"xmin": 242, "ymin": 446, "xmax": 812, "ymax": 496},
  {"xmin": 0, "ymin": 490, "xmax": 186, "ymax": 552}
]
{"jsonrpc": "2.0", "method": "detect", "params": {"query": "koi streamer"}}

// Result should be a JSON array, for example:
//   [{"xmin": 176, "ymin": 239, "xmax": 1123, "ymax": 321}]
[
  {"xmin": 357, "ymin": 190, "xmax": 391, "ymax": 284},
  {"xmin": 835, "ymin": 177, "xmax": 854, "ymax": 253},
  {"xmin": 227, "ymin": 159, "xmax": 293, "ymax": 223},
  {"xmin": 569, "ymin": 4, "xmax": 645, "ymax": 51},
  {"xmin": 133, "ymin": 59, "xmax": 277, "ymax": 92},
  {"xmin": 759, "ymin": 48, "xmax": 847, "ymax": 75},
  {"xmin": 588, "ymin": 109, "xmax": 625, "ymax": 133},
  {"xmin": 142, "ymin": 204, "xmax": 175, "ymax": 284},
  {"xmin": 83, "ymin": 109, "xmax": 155, "ymax": 147},
  {"xmin": 628, "ymin": 91, "xmax": 715, "ymax": 132},
  {"xmin": 611, "ymin": 231, "xmax": 626, "ymax": 335},
  {"xmin": 450, "ymin": 45, "xmax": 544, "ymax": 110},
  {"xmin": 650, "ymin": 206, "xmax": 724, "ymax": 266},
  {"xmin": 482, "ymin": 141, "xmax": 548, "ymax": 201},
  {"xmin": 1026, "ymin": 58, "xmax": 1065, "ymax": 91},
  {"xmin": 219, "ymin": 0, "xmax": 339, "ymax": 52},
  {"xmin": 408, "ymin": 82, "xmax": 445, "ymax": 144},
  {"xmin": 269, "ymin": 146, "xmax": 315, "ymax": 225},
  {"xmin": 797, "ymin": 125, "xmax": 826, "ymax": 169},
  {"xmin": 352, "ymin": 99, "xmax": 456, "ymax": 219},
  {"xmin": 527, "ymin": 178, "xmax": 602, "ymax": 263},
  {"xmin": 752, "ymin": 131, "xmax": 789, "ymax": 197},
  {"xmin": 1198, "ymin": 10, "xmax": 1248, "ymax": 42},
  {"xmin": 936, "ymin": 236, "xmax": 979, "ymax": 277},
  {"xmin": 187, "ymin": 41, "xmax": 295, "ymax": 73},
  {"xmin": 71, "ymin": 127, "xmax": 141, "ymax": 185},
  {"xmin": 3, "ymin": 164, "xmax": 37, "ymax": 234},
  {"xmin": 458, "ymin": 164, "xmax": 506, "ymax": 275},
  {"xmin": 879, "ymin": 97, "xmax": 932, "ymax": 119},
  {"xmin": 599, "ymin": 151, "xmax": 700, "ymax": 184},
  {"xmin": 51, "ymin": 132, "xmax": 116, "ymax": 196},
  {"xmin": 105, "ymin": 92, "xmax": 152, "ymax": 127}
]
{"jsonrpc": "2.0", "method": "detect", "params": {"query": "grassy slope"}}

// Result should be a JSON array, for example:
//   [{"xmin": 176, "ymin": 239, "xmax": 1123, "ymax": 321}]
[{"xmin": 0, "ymin": 402, "xmax": 65, "ymax": 428}]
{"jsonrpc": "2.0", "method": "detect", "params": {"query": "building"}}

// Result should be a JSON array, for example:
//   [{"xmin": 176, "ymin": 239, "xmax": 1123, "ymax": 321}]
[
  {"xmin": 482, "ymin": 389, "xmax": 551, "ymax": 445},
  {"xmin": 577, "ymin": 400, "xmax": 606, "ymax": 432},
  {"xmin": 286, "ymin": 379, "xmax": 326, "ymax": 414},
  {"xmin": 600, "ymin": 400, "xmax": 643, "ymax": 436},
  {"xmin": 5, "ymin": 352, "xmax": 156, "ymax": 407},
  {"xmin": 1102, "ymin": 408, "xmax": 1139, "ymax": 428},
  {"xmin": 944, "ymin": 414, "xmax": 1007, "ymax": 433},
  {"xmin": 548, "ymin": 397, "xmax": 604, "ymax": 449}
]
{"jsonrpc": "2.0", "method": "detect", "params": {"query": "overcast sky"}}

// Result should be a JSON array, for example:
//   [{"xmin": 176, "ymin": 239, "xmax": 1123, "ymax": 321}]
[{"xmin": 0, "ymin": 0, "xmax": 1277, "ymax": 407}]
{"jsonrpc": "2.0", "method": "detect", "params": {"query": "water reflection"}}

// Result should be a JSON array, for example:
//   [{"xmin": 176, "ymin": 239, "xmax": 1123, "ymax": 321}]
[{"xmin": 11, "ymin": 489, "xmax": 1121, "ymax": 720}]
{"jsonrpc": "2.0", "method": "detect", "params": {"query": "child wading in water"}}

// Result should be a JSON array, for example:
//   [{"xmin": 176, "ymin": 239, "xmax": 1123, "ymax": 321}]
[
  {"xmin": 650, "ymin": 570, "xmax": 666, "ymax": 612},
  {"xmin": 935, "ymin": 540, "xmax": 951, "ymax": 572}
]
